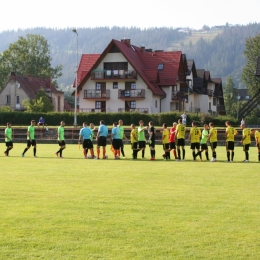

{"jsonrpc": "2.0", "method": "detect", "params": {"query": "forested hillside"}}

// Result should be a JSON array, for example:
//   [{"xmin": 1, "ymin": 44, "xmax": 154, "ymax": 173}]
[{"xmin": 1, "ymin": 24, "xmax": 260, "ymax": 89}]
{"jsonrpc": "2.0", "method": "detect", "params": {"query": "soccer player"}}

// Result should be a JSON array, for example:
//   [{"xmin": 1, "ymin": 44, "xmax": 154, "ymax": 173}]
[
  {"xmin": 86, "ymin": 123, "xmax": 96, "ymax": 158},
  {"xmin": 255, "ymin": 129, "xmax": 260, "ymax": 161},
  {"xmin": 96, "ymin": 120, "xmax": 108, "ymax": 159},
  {"xmin": 111, "ymin": 122, "xmax": 121, "ymax": 159},
  {"xmin": 161, "ymin": 123, "xmax": 170, "ymax": 160},
  {"xmin": 138, "ymin": 120, "xmax": 147, "ymax": 159},
  {"xmin": 130, "ymin": 124, "xmax": 139, "ymax": 159},
  {"xmin": 4, "ymin": 122, "xmax": 13, "ymax": 156},
  {"xmin": 118, "ymin": 119, "xmax": 128, "ymax": 158},
  {"xmin": 56, "ymin": 121, "xmax": 66, "ymax": 158},
  {"xmin": 189, "ymin": 121, "xmax": 201, "ymax": 161},
  {"xmin": 199, "ymin": 124, "xmax": 210, "ymax": 161},
  {"xmin": 176, "ymin": 118, "xmax": 186, "ymax": 160},
  {"xmin": 22, "ymin": 120, "xmax": 37, "ymax": 157},
  {"xmin": 225, "ymin": 121, "xmax": 238, "ymax": 162},
  {"xmin": 208, "ymin": 122, "xmax": 217, "ymax": 162},
  {"xmin": 169, "ymin": 122, "xmax": 177, "ymax": 159},
  {"xmin": 240, "ymin": 123, "xmax": 251, "ymax": 162},
  {"xmin": 79, "ymin": 122, "xmax": 94, "ymax": 159},
  {"xmin": 148, "ymin": 121, "xmax": 156, "ymax": 160}
]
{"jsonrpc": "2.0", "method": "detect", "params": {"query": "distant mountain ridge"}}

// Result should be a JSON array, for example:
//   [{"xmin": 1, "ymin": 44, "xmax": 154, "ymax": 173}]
[{"xmin": 1, "ymin": 24, "xmax": 260, "ymax": 89}]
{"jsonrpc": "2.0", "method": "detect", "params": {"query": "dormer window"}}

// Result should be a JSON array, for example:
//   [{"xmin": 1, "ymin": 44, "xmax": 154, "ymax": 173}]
[{"xmin": 158, "ymin": 64, "xmax": 164, "ymax": 70}]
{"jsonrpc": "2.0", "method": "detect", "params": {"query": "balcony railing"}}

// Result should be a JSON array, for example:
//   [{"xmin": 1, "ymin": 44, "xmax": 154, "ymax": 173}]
[
  {"xmin": 91, "ymin": 69, "xmax": 137, "ymax": 80},
  {"xmin": 118, "ymin": 108, "xmax": 149, "ymax": 113},
  {"xmin": 79, "ymin": 108, "xmax": 102, "ymax": 112},
  {"xmin": 214, "ymin": 91, "xmax": 223, "ymax": 97},
  {"xmin": 200, "ymin": 88, "xmax": 214, "ymax": 96},
  {"xmin": 83, "ymin": 90, "xmax": 110, "ymax": 99},
  {"xmin": 171, "ymin": 91, "xmax": 185, "ymax": 100},
  {"xmin": 118, "ymin": 89, "xmax": 145, "ymax": 99}
]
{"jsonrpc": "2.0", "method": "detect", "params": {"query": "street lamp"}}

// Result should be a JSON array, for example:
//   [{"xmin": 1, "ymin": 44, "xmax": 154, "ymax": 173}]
[
  {"xmin": 237, "ymin": 94, "xmax": 240, "ymax": 119},
  {"xmin": 72, "ymin": 29, "xmax": 78, "ymax": 127}
]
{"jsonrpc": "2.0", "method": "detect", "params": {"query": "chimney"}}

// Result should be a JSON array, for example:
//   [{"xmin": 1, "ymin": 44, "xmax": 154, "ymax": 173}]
[
  {"xmin": 140, "ymin": 45, "xmax": 145, "ymax": 52},
  {"xmin": 121, "ymin": 38, "xmax": 131, "ymax": 47}
]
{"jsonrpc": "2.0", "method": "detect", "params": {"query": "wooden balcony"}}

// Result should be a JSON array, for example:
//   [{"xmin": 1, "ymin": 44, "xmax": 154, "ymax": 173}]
[
  {"xmin": 83, "ymin": 90, "xmax": 110, "ymax": 99},
  {"xmin": 200, "ymin": 88, "xmax": 214, "ymax": 96},
  {"xmin": 118, "ymin": 108, "xmax": 149, "ymax": 113},
  {"xmin": 91, "ymin": 69, "xmax": 137, "ymax": 80},
  {"xmin": 171, "ymin": 91, "xmax": 185, "ymax": 100},
  {"xmin": 118, "ymin": 89, "xmax": 145, "ymax": 99},
  {"xmin": 214, "ymin": 90, "xmax": 223, "ymax": 97}
]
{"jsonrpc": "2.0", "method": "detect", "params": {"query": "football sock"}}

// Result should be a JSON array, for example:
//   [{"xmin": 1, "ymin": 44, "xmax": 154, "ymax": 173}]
[
  {"xmin": 183, "ymin": 149, "xmax": 185, "ymax": 159},
  {"xmin": 205, "ymin": 151, "xmax": 209, "ymax": 160},
  {"xmin": 121, "ymin": 147, "xmax": 125, "ymax": 157},
  {"xmin": 173, "ymin": 150, "xmax": 177, "ymax": 159},
  {"xmin": 23, "ymin": 148, "xmax": 28, "ymax": 155},
  {"xmin": 192, "ymin": 151, "xmax": 196, "ymax": 160},
  {"xmin": 231, "ymin": 152, "xmax": 234, "ymax": 161},
  {"xmin": 142, "ymin": 150, "xmax": 145, "ymax": 158},
  {"xmin": 33, "ymin": 147, "xmax": 36, "ymax": 156},
  {"xmin": 245, "ymin": 151, "xmax": 249, "ymax": 160},
  {"xmin": 177, "ymin": 149, "xmax": 180, "ymax": 159},
  {"xmin": 227, "ymin": 151, "xmax": 230, "ymax": 161}
]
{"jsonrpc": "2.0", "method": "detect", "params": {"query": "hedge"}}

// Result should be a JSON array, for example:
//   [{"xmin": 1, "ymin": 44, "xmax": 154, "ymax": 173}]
[{"xmin": 0, "ymin": 111, "xmax": 239, "ymax": 127}]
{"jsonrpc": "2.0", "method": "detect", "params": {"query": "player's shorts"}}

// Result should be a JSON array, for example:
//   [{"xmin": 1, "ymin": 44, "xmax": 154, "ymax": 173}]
[
  {"xmin": 38, "ymin": 122, "xmax": 44, "ymax": 126},
  {"xmin": 138, "ymin": 141, "xmax": 146, "ymax": 149},
  {"xmin": 226, "ymin": 141, "xmax": 234, "ymax": 150},
  {"xmin": 149, "ymin": 139, "xmax": 155, "ymax": 148},
  {"xmin": 243, "ymin": 144, "xmax": 250, "ymax": 151},
  {"xmin": 83, "ymin": 139, "xmax": 93, "ymax": 149},
  {"xmin": 5, "ymin": 141, "xmax": 13, "ymax": 147},
  {"xmin": 27, "ymin": 139, "xmax": 36, "ymax": 147},
  {"xmin": 112, "ymin": 139, "xmax": 121, "ymax": 150},
  {"xmin": 58, "ymin": 140, "xmax": 66, "ymax": 146},
  {"xmin": 97, "ymin": 136, "xmax": 107, "ymax": 147},
  {"xmin": 177, "ymin": 138, "xmax": 185, "ymax": 146},
  {"xmin": 163, "ymin": 143, "xmax": 170, "ymax": 151},
  {"xmin": 210, "ymin": 142, "xmax": 217, "ymax": 149},
  {"xmin": 190, "ymin": 142, "xmax": 200, "ymax": 150},
  {"xmin": 200, "ymin": 143, "xmax": 208, "ymax": 150},
  {"xmin": 169, "ymin": 142, "xmax": 176, "ymax": 149},
  {"xmin": 131, "ymin": 142, "xmax": 138, "ymax": 150},
  {"xmin": 119, "ymin": 139, "xmax": 124, "ymax": 148}
]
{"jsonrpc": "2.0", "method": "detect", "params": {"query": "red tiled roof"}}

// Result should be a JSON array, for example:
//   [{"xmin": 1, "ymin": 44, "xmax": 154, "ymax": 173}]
[
  {"xmin": 64, "ymin": 100, "xmax": 72, "ymax": 111},
  {"xmin": 6, "ymin": 73, "xmax": 59, "ymax": 99},
  {"xmin": 75, "ymin": 39, "xmax": 187, "ymax": 97}
]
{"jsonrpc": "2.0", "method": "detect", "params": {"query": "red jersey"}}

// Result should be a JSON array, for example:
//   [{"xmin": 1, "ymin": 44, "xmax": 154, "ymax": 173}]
[{"xmin": 169, "ymin": 127, "xmax": 176, "ymax": 142}]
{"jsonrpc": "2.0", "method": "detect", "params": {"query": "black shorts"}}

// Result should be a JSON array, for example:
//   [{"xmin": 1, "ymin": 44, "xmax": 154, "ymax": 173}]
[
  {"xmin": 131, "ymin": 142, "xmax": 138, "ymax": 150},
  {"xmin": 97, "ymin": 136, "xmax": 107, "ymax": 147},
  {"xmin": 83, "ymin": 139, "xmax": 93, "ymax": 149},
  {"xmin": 112, "ymin": 139, "xmax": 121, "ymax": 150},
  {"xmin": 119, "ymin": 139, "xmax": 124, "ymax": 148},
  {"xmin": 177, "ymin": 138, "xmax": 185, "ymax": 146},
  {"xmin": 138, "ymin": 141, "xmax": 146, "ymax": 149},
  {"xmin": 226, "ymin": 141, "xmax": 234, "ymax": 150},
  {"xmin": 149, "ymin": 139, "xmax": 155, "ymax": 148},
  {"xmin": 243, "ymin": 144, "xmax": 250, "ymax": 151},
  {"xmin": 210, "ymin": 142, "xmax": 217, "ymax": 149},
  {"xmin": 163, "ymin": 143, "xmax": 170, "ymax": 150},
  {"xmin": 169, "ymin": 142, "xmax": 176, "ymax": 149},
  {"xmin": 58, "ymin": 140, "xmax": 66, "ymax": 146},
  {"xmin": 6, "ymin": 141, "xmax": 13, "ymax": 147},
  {"xmin": 190, "ymin": 142, "xmax": 200, "ymax": 150},
  {"xmin": 27, "ymin": 139, "xmax": 36, "ymax": 147},
  {"xmin": 200, "ymin": 143, "xmax": 208, "ymax": 150}
]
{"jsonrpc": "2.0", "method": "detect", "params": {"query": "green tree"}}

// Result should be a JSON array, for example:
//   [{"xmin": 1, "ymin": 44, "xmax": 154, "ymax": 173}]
[
  {"xmin": 241, "ymin": 33, "xmax": 260, "ymax": 95},
  {"xmin": 23, "ymin": 88, "xmax": 54, "ymax": 112},
  {"xmin": 224, "ymin": 75, "xmax": 238, "ymax": 116},
  {"xmin": 0, "ymin": 34, "xmax": 62, "ymax": 88}
]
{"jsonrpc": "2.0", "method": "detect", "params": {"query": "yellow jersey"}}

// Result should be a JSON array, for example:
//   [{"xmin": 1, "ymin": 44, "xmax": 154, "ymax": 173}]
[
  {"xmin": 162, "ymin": 128, "xmax": 169, "ymax": 144},
  {"xmin": 130, "ymin": 129, "xmax": 138, "ymax": 143},
  {"xmin": 255, "ymin": 130, "xmax": 260, "ymax": 144},
  {"xmin": 242, "ymin": 128, "xmax": 251, "ymax": 145},
  {"xmin": 190, "ymin": 127, "xmax": 201, "ymax": 143},
  {"xmin": 209, "ymin": 128, "xmax": 217, "ymax": 142},
  {"xmin": 176, "ymin": 124, "xmax": 186, "ymax": 139},
  {"xmin": 226, "ymin": 126, "xmax": 237, "ymax": 141}
]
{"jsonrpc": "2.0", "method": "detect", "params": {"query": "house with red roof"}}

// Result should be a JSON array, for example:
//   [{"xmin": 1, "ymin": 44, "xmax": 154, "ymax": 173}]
[
  {"xmin": 0, "ymin": 72, "xmax": 68, "ymax": 112},
  {"xmin": 74, "ymin": 39, "xmax": 225, "ymax": 115}
]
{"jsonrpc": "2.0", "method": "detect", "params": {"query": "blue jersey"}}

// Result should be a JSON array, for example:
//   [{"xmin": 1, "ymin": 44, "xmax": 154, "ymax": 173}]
[
  {"xmin": 111, "ymin": 127, "xmax": 120, "ymax": 139},
  {"xmin": 98, "ymin": 124, "xmax": 108, "ymax": 137},
  {"xmin": 79, "ymin": 127, "xmax": 92, "ymax": 139}
]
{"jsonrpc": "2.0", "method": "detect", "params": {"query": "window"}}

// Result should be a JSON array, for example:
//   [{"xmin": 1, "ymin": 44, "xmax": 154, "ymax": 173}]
[
  {"xmin": 104, "ymin": 62, "xmax": 128, "ymax": 71},
  {"xmin": 113, "ymin": 82, "xmax": 118, "ymax": 89},
  {"xmin": 155, "ymin": 100, "xmax": 158, "ymax": 108},
  {"xmin": 96, "ymin": 83, "xmax": 101, "ymax": 90},
  {"xmin": 125, "ymin": 82, "xmax": 136, "ymax": 90},
  {"xmin": 130, "ymin": 101, "xmax": 136, "ymax": 108},
  {"xmin": 16, "ymin": 96, "xmax": 20, "ymax": 104},
  {"xmin": 213, "ymin": 97, "xmax": 216, "ymax": 106},
  {"xmin": 6, "ymin": 95, "xmax": 10, "ymax": 104},
  {"xmin": 209, "ymin": 102, "xmax": 211, "ymax": 110},
  {"xmin": 131, "ymin": 83, "xmax": 136, "ymax": 89},
  {"xmin": 158, "ymin": 63, "xmax": 164, "ymax": 70},
  {"xmin": 95, "ymin": 101, "xmax": 101, "ymax": 109}
]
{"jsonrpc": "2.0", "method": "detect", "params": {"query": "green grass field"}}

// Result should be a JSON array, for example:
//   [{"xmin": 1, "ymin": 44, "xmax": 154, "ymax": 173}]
[{"xmin": 0, "ymin": 144, "xmax": 260, "ymax": 259}]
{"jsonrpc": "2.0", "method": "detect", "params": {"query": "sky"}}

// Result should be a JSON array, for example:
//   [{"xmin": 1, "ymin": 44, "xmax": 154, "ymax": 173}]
[{"xmin": 0, "ymin": 0, "xmax": 260, "ymax": 32}]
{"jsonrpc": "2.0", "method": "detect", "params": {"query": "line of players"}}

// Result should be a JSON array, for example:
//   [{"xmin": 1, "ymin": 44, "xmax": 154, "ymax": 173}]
[{"xmin": 3, "ymin": 119, "xmax": 260, "ymax": 162}]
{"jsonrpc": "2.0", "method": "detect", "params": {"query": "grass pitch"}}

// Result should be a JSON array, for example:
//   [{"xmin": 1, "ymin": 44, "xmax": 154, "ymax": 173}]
[{"xmin": 0, "ymin": 144, "xmax": 260, "ymax": 259}]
